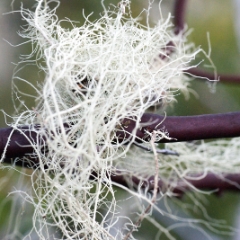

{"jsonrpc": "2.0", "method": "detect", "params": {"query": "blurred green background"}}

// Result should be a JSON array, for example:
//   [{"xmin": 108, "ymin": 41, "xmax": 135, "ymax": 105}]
[{"xmin": 0, "ymin": 0, "xmax": 240, "ymax": 239}]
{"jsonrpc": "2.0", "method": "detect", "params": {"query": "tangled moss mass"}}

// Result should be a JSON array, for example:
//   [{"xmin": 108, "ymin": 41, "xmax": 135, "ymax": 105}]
[{"xmin": 4, "ymin": 0, "xmax": 239, "ymax": 239}]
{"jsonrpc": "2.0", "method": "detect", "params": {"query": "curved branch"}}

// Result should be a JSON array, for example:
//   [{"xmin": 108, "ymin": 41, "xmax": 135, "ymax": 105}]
[{"xmin": 173, "ymin": 0, "xmax": 240, "ymax": 83}]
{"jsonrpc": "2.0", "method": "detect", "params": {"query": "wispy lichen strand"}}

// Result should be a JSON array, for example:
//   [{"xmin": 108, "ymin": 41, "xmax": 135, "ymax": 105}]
[{"xmin": 8, "ymin": 0, "xmax": 212, "ymax": 238}]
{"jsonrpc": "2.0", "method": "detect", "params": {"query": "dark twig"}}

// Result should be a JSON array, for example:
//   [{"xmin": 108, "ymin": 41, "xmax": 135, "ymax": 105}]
[
  {"xmin": 186, "ymin": 67, "xmax": 240, "ymax": 84},
  {"xmin": 158, "ymin": 1, "xmax": 187, "ymax": 60},
  {"xmin": 118, "ymin": 112, "xmax": 240, "ymax": 143},
  {"xmin": 110, "ymin": 171, "xmax": 240, "ymax": 198},
  {"xmin": 173, "ymin": 0, "xmax": 187, "ymax": 34},
  {"xmin": 1, "ymin": 112, "xmax": 240, "ymax": 164},
  {"xmin": 0, "ymin": 125, "xmax": 39, "ymax": 159}
]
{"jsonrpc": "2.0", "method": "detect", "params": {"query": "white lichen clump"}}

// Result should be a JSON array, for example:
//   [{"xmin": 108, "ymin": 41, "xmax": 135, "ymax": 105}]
[{"xmin": 6, "ymin": 0, "xmax": 209, "ymax": 239}]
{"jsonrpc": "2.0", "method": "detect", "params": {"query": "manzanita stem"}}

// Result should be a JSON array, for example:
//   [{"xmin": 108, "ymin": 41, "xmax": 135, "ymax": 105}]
[
  {"xmin": 173, "ymin": 0, "xmax": 187, "ymax": 34},
  {"xmin": 110, "ymin": 171, "xmax": 240, "ymax": 197},
  {"xmin": 1, "ymin": 112, "xmax": 240, "ymax": 163},
  {"xmin": 0, "ymin": 125, "xmax": 44, "ymax": 167},
  {"xmin": 0, "ymin": 125, "xmax": 38, "ymax": 159},
  {"xmin": 119, "ymin": 112, "xmax": 240, "ymax": 143},
  {"xmin": 186, "ymin": 67, "xmax": 240, "ymax": 84}
]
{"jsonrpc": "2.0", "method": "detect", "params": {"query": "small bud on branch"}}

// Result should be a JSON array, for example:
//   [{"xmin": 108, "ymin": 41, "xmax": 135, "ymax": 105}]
[{"xmin": 173, "ymin": 0, "xmax": 240, "ymax": 83}]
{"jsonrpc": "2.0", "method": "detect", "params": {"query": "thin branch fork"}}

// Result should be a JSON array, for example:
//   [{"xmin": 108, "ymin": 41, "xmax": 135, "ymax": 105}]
[{"xmin": 173, "ymin": 0, "xmax": 240, "ymax": 84}]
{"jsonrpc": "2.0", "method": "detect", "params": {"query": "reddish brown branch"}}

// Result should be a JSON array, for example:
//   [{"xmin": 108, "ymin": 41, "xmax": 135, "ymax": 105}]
[
  {"xmin": 1, "ymin": 112, "xmax": 240, "ymax": 164},
  {"xmin": 110, "ymin": 172, "xmax": 240, "ymax": 197},
  {"xmin": 0, "ymin": 125, "xmax": 38, "ymax": 159},
  {"xmin": 118, "ymin": 112, "xmax": 240, "ymax": 143},
  {"xmin": 173, "ymin": 0, "xmax": 187, "ymax": 34},
  {"xmin": 158, "ymin": 1, "xmax": 187, "ymax": 59},
  {"xmin": 186, "ymin": 67, "xmax": 240, "ymax": 84}
]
